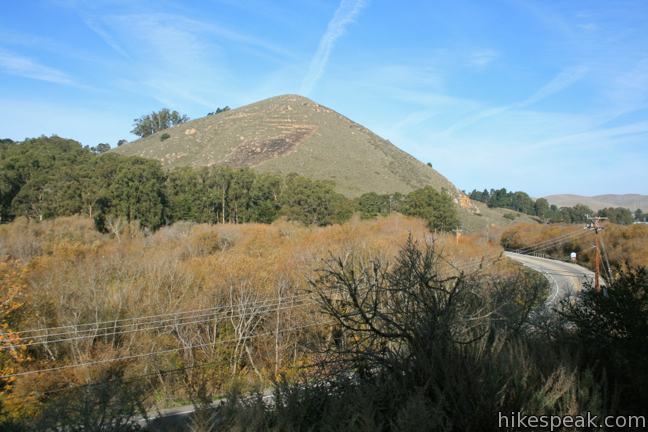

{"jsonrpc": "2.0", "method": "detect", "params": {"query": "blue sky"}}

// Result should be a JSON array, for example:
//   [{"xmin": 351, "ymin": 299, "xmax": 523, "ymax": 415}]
[{"xmin": 1, "ymin": 0, "xmax": 647, "ymax": 196}]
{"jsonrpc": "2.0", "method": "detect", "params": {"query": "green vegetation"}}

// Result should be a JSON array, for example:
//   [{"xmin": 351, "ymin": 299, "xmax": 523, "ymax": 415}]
[
  {"xmin": 544, "ymin": 194, "xmax": 648, "ymax": 215},
  {"xmin": 556, "ymin": 266, "xmax": 648, "ymax": 413},
  {"xmin": 470, "ymin": 187, "xmax": 638, "ymax": 225},
  {"xmin": 131, "ymin": 108, "xmax": 189, "ymax": 138},
  {"xmin": 469, "ymin": 187, "xmax": 591, "ymax": 222},
  {"xmin": 91, "ymin": 142, "xmax": 111, "ymax": 154},
  {"xmin": 0, "ymin": 136, "xmax": 459, "ymax": 231},
  {"xmin": 400, "ymin": 186, "xmax": 459, "ymax": 231},
  {"xmin": 114, "ymin": 95, "xmax": 459, "ymax": 198},
  {"xmin": 207, "ymin": 106, "xmax": 231, "ymax": 115},
  {"xmin": 114, "ymin": 95, "xmax": 534, "ymax": 232},
  {"xmin": 353, "ymin": 188, "xmax": 460, "ymax": 232},
  {"xmin": 597, "ymin": 206, "xmax": 634, "ymax": 224}
]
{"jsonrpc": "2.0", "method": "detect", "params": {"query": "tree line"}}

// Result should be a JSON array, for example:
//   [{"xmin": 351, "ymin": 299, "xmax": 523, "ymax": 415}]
[
  {"xmin": 0, "ymin": 136, "xmax": 459, "ymax": 232},
  {"xmin": 468, "ymin": 187, "xmax": 638, "ymax": 224}
]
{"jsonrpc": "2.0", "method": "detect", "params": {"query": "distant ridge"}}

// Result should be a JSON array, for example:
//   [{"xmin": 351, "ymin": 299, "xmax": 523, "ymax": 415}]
[
  {"xmin": 544, "ymin": 194, "xmax": 648, "ymax": 212},
  {"xmin": 114, "ymin": 94, "xmax": 457, "ymax": 198}
]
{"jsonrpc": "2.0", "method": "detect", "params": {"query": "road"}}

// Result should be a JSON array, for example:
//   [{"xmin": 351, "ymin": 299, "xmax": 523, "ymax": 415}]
[
  {"xmin": 504, "ymin": 252, "xmax": 596, "ymax": 305},
  {"xmin": 139, "ymin": 392, "xmax": 273, "ymax": 431},
  {"xmin": 138, "ymin": 403, "xmax": 200, "ymax": 431}
]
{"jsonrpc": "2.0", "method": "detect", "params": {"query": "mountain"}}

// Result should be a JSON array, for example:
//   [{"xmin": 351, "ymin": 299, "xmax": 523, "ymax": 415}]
[
  {"xmin": 544, "ymin": 194, "xmax": 648, "ymax": 212},
  {"xmin": 115, "ymin": 94, "xmax": 456, "ymax": 198},
  {"xmin": 115, "ymin": 94, "xmax": 539, "ymax": 231}
]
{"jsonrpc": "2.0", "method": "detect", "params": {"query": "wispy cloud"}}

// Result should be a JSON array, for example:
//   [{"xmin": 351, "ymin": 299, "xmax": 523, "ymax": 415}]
[
  {"xmin": 468, "ymin": 49, "xmax": 498, "ymax": 67},
  {"xmin": 300, "ymin": 0, "xmax": 368, "ymax": 95},
  {"xmin": 438, "ymin": 65, "xmax": 588, "ymax": 136},
  {"xmin": 82, "ymin": 16, "xmax": 131, "ymax": 59},
  {"xmin": 523, "ymin": 65, "xmax": 588, "ymax": 106},
  {"xmin": 0, "ymin": 48, "xmax": 77, "ymax": 86},
  {"xmin": 526, "ymin": 119, "xmax": 648, "ymax": 151}
]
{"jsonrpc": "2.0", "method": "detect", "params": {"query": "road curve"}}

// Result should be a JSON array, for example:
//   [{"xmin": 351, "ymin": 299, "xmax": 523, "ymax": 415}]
[{"xmin": 504, "ymin": 252, "xmax": 595, "ymax": 305}]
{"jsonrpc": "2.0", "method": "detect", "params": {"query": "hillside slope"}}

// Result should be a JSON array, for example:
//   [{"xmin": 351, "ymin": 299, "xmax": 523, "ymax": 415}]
[
  {"xmin": 114, "ymin": 95, "xmax": 457, "ymax": 197},
  {"xmin": 544, "ymin": 194, "xmax": 648, "ymax": 212}
]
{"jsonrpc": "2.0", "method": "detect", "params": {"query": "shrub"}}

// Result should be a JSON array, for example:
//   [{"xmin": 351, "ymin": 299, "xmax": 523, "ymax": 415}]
[
  {"xmin": 160, "ymin": 133, "xmax": 171, "ymax": 142},
  {"xmin": 218, "ymin": 238, "xmax": 605, "ymax": 431},
  {"xmin": 556, "ymin": 266, "xmax": 648, "ymax": 414}
]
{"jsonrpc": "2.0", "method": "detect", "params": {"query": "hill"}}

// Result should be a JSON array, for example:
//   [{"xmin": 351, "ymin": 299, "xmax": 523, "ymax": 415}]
[
  {"xmin": 114, "ymin": 94, "xmax": 538, "ymax": 231},
  {"xmin": 544, "ymin": 194, "xmax": 648, "ymax": 212},
  {"xmin": 115, "ymin": 94, "xmax": 456, "ymax": 198}
]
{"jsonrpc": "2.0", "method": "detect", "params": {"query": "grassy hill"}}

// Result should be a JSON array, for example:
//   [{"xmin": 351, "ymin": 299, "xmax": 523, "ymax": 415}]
[
  {"xmin": 544, "ymin": 194, "xmax": 648, "ymax": 212},
  {"xmin": 115, "ymin": 94, "xmax": 537, "ymax": 231},
  {"xmin": 114, "ymin": 94, "xmax": 458, "ymax": 198}
]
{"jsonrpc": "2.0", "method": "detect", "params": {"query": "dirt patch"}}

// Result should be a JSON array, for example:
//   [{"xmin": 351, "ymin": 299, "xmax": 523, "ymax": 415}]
[{"xmin": 223, "ymin": 124, "xmax": 318, "ymax": 166}]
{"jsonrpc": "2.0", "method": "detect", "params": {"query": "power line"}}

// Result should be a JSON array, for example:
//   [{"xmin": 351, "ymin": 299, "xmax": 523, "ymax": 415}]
[
  {"xmin": 0, "ymin": 321, "xmax": 332, "ymax": 380},
  {"xmin": 4, "ymin": 294, "xmax": 314, "ymax": 346},
  {"xmin": 42, "ymin": 319, "xmax": 333, "ymax": 397},
  {"xmin": 516, "ymin": 228, "xmax": 587, "ymax": 251},
  {"xmin": 1, "ymin": 298, "xmax": 313, "ymax": 351},
  {"xmin": 12, "ymin": 297, "xmax": 289, "ymax": 338},
  {"xmin": 514, "ymin": 229, "xmax": 591, "ymax": 255}
]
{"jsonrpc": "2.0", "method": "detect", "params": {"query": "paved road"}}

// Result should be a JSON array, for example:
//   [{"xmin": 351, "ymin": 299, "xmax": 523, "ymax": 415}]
[
  {"xmin": 504, "ymin": 252, "xmax": 595, "ymax": 305},
  {"xmin": 139, "ymin": 404, "xmax": 199, "ymax": 431},
  {"xmin": 140, "ymin": 392, "xmax": 273, "ymax": 431}
]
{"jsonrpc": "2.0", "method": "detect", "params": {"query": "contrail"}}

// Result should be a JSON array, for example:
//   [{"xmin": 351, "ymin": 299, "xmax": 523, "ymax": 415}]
[
  {"xmin": 300, "ymin": 0, "xmax": 368, "ymax": 96},
  {"xmin": 439, "ymin": 65, "xmax": 588, "ymax": 136}
]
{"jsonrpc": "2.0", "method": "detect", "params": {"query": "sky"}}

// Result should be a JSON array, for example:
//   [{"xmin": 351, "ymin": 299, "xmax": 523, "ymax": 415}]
[{"xmin": 1, "ymin": 0, "xmax": 647, "ymax": 196}]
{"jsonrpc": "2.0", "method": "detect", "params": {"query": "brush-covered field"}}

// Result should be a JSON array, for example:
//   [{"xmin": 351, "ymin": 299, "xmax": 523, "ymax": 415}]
[{"xmin": 0, "ymin": 213, "xmax": 512, "ymax": 426}]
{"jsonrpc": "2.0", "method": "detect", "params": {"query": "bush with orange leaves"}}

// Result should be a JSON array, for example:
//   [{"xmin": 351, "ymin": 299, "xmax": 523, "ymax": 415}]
[
  {"xmin": 0, "ymin": 259, "xmax": 31, "ymax": 423},
  {"xmin": 0, "ymin": 213, "xmax": 511, "ymax": 424}
]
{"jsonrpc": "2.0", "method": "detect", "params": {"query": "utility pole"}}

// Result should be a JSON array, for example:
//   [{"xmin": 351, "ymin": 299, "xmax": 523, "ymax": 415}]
[{"xmin": 587, "ymin": 216, "xmax": 607, "ymax": 294}]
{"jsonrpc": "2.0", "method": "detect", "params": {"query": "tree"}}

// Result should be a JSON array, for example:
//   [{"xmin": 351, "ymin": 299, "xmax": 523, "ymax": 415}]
[
  {"xmin": 207, "ymin": 106, "xmax": 231, "ymax": 116},
  {"xmin": 91, "ymin": 143, "xmax": 111, "ymax": 154},
  {"xmin": 1, "ymin": 136, "xmax": 92, "ymax": 222},
  {"xmin": 401, "ymin": 186, "xmax": 459, "ymax": 232},
  {"xmin": 95, "ymin": 156, "xmax": 167, "ymax": 230},
  {"xmin": 166, "ymin": 167, "xmax": 209, "ymax": 223},
  {"xmin": 511, "ymin": 191, "xmax": 535, "ymax": 214},
  {"xmin": 116, "ymin": 139, "xmax": 128, "ymax": 147},
  {"xmin": 598, "ymin": 207, "xmax": 634, "ymax": 225},
  {"xmin": 248, "ymin": 173, "xmax": 282, "ymax": 223},
  {"xmin": 131, "ymin": 109, "xmax": 189, "ymax": 138},
  {"xmin": 356, "ymin": 192, "xmax": 391, "ymax": 219},
  {"xmin": 279, "ymin": 175, "xmax": 351, "ymax": 226},
  {"xmin": 468, "ymin": 189, "xmax": 490, "ymax": 203},
  {"xmin": 534, "ymin": 198, "xmax": 550, "ymax": 219}
]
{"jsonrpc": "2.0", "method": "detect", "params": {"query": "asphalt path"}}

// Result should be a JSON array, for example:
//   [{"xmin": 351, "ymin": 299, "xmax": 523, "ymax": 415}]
[{"xmin": 504, "ymin": 252, "xmax": 596, "ymax": 305}]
